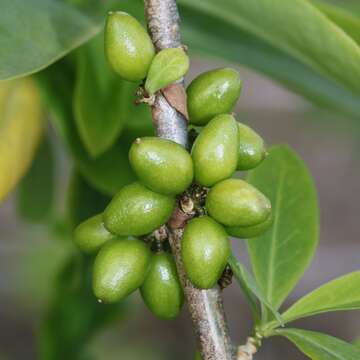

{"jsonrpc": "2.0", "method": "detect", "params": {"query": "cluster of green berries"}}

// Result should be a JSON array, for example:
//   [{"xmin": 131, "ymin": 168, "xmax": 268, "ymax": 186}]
[{"xmin": 73, "ymin": 11, "xmax": 272, "ymax": 320}]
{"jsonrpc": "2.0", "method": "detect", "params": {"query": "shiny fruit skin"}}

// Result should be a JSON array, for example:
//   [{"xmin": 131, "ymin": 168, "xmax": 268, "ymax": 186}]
[
  {"xmin": 74, "ymin": 214, "xmax": 117, "ymax": 254},
  {"xmin": 141, "ymin": 252, "xmax": 183, "ymax": 319},
  {"xmin": 187, "ymin": 68, "xmax": 242, "ymax": 126},
  {"xmin": 129, "ymin": 137, "xmax": 193, "ymax": 195},
  {"xmin": 103, "ymin": 182, "xmax": 175, "ymax": 236},
  {"xmin": 226, "ymin": 212, "xmax": 273, "ymax": 239},
  {"xmin": 182, "ymin": 216, "xmax": 230, "ymax": 289},
  {"xmin": 237, "ymin": 123, "xmax": 266, "ymax": 171},
  {"xmin": 93, "ymin": 238, "xmax": 151, "ymax": 303},
  {"xmin": 105, "ymin": 11, "xmax": 155, "ymax": 82},
  {"xmin": 191, "ymin": 114, "xmax": 239, "ymax": 187},
  {"xmin": 206, "ymin": 178, "xmax": 271, "ymax": 227}
]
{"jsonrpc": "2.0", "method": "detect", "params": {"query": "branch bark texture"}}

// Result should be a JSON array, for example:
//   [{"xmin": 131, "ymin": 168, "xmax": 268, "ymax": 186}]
[{"xmin": 144, "ymin": 1, "xmax": 234, "ymax": 359}]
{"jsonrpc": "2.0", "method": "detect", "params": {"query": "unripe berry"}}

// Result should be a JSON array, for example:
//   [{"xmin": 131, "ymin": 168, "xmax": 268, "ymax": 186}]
[
  {"xmin": 206, "ymin": 179, "xmax": 271, "ymax": 227},
  {"xmin": 237, "ymin": 123, "xmax": 266, "ymax": 171},
  {"xmin": 105, "ymin": 11, "xmax": 155, "ymax": 82},
  {"xmin": 129, "ymin": 137, "xmax": 193, "ymax": 195},
  {"xmin": 187, "ymin": 68, "xmax": 242, "ymax": 126},
  {"xmin": 74, "ymin": 214, "xmax": 117, "ymax": 254},
  {"xmin": 191, "ymin": 114, "xmax": 239, "ymax": 187},
  {"xmin": 182, "ymin": 216, "xmax": 230, "ymax": 289},
  {"xmin": 226, "ymin": 212, "xmax": 273, "ymax": 239},
  {"xmin": 103, "ymin": 182, "xmax": 175, "ymax": 236},
  {"xmin": 93, "ymin": 238, "xmax": 151, "ymax": 303},
  {"xmin": 141, "ymin": 252, "xmax": 183, "ymax": 319}
]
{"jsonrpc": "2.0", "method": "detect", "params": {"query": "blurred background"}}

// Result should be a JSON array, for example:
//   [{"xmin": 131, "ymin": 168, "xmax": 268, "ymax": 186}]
[
  {"xmin": 1, "ymin": 58, "xmax": 360, "ymax": 359},
  {"xmin": 0, "ymin": 1, "xmax": 360, "ymax": 360}
]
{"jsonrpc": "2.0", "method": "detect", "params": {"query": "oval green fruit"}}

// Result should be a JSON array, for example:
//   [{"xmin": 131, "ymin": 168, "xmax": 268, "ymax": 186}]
[
  {"xmin": 74, "ymin": 214, "xmax": 117, "ymax": 254},
  {"xmin": 141, "ymin": 252, "xmax": 183, "ymax": 319},
  {"xmin": 182, "ymin": 216, "xmax": 230, "ymax": 289},
  {"xmin": 103, "ymin": 182, "xmax": 175, "ymax": 236},
  {"xmin": 129, "ymin": 137, "xmax": 193, "ymax": 195},
  {"xmin": 191, "ymin": 114, "xmax": 239, "ymax": 187},
  {"xmin": 187, "ymin": 68, "xmax": 242, "ymax": 126},
  {"xmin": 145, "ymin": 48, "xmax": 190, "ymax": 94},
  {"xmin": 105, "ymin": 11, "xmax": 155, "ymax": 82},
  {"xmin": 206, "ymin": 179, "xmax": 271, "ymax": 227},
  {"xmin": 93, "ymin": 238, "xmax": 151, "ymax": 303},
  {"xmin": 237, "ymin": 123, "xmax": 266, "ymax": 171},
  {"xmin": 226, "ymin": 212, "xmax": 273, "ymax": 239}
]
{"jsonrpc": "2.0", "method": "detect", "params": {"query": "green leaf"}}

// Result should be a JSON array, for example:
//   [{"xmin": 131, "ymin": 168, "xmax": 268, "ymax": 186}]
[
  {"xmin": 179, "ymin": 0, "xmax": 360, "ymax": 97},
  {"xmin": 74, "ymin": 33, "xmax": 136, "ymax": 157},
  {"xmin": 246, "ymin": 145, "xmax": 319, "ymax": 314},
  {"xmin": 66, "ymin": 170, "xmax": 111, "ymax": 231},
  {"xmin": 39, "ymin": 173, "xmax": 124, "ymax": 359},
  {"xmin": 0, "ymin": 0, "xmax": 146, "ymax": 80},
  {"xmin": 281, "ymin": 271, "xmax": 360, "ymax": 324},
  {"xmin": 16, "ymin": 135, "xmax": 54, "ymax": 222},
  {"xmin": 36, "ymin": 59, "xmax": 153, "ymax": 195},
  {"xmin": 145, "ymin": 48, "xmax": 190, "ymax": 94},
  {"xmin": 179, "ymin": 5, "xmax": 360, "ymax": 120},
  {"xmin": 353, "ymin": 338, "xmax": 360, "ymax": 348},
  {"xmin": 38, "ymin": 253, "xmax": 124, "ymax": 360},
  {"xmin": 0, "ymin": 0, "xmax": 96, "ymax": 80},
  {"xmin": 276, "ymin": 328, "xmax": 360, "ymax": 360},
  {"xmin": 314, "ymin": 2, "xmax": 360, "ymax": 46},
  {"xmin": 228, "ymin": 255, "xmax": 283, "ymax": 325},
  {"xmin": 0, "ymin": 78, "xmax": 44, "ymax": 202}
]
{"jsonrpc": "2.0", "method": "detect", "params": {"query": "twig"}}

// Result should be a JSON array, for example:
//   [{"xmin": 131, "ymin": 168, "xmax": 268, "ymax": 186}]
[
  {"xmin": 144, "ymin": 1, "xmax": 234, "ymax": 359},
  {"xmin": 237, "ymin": 338, "xmax": 258, "ymax": 360}
]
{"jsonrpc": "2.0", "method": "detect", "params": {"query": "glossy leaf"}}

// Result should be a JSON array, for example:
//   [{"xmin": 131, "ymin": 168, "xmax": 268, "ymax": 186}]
[
  {"xmin": 145, "ymin": 48, "xmax": 189, "ymax": 94},
  {"xmin": 0, "ymin": 0, "xmax": 146, "ymax": 80},
  {"xmin": 66, "ymin": 170, "xmax": 111, "ymax": 231},
  {"xmin": 315, "ymin": 2, "xmax": 360, "ymax": 45},
  {"xmin": 39, "ymin": 253, "xmax": 123, "ymax": 360},
  {"xmin": 282, "ymin": 271, "xmax": 360, "ymax": 324},
  {"xmin": 16, "ymin": 136, "xmax": 54, "ymax": 222},
  {"xmin": 180, "ymin": 0, "xmax": 360, "ymax": 97},
  {"xmin": 246, "ymin": 145, "xmax": 319, "ymax": 314},
  {"xmin": 179, "ymin": 3, "xmax": 360, "ymax": 120},
  {"xmin": 74, "ymin": 34, "xmax": 135, "ymax": 157},
  {"xmin": 228, "ymin": 255, "xmax": 282, "ymax": 325},
  {"xmin": 0, "ymin": 78, "xmax": 44, "ymax": 202},
  {"xmin": 276, "ymin": 328, "xmax": 360, "ymax": 360},
  {"xmin": 36, "ymin": 60, "xmax": 153, "ymax": 195},
  {"xmin": 0, "ymin": 0, "xmax": 96, "ymax": 80}
]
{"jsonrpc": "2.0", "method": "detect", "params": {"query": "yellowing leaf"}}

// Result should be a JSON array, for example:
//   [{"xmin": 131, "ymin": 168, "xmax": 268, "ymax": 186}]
[{"xmin": 0, "ymin": 78, "xmax": 44, "ymax": 202}]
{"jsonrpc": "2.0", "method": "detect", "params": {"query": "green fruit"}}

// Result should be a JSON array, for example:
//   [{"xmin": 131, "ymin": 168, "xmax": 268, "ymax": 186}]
[
  {"xmin": 206, "ymin": 179, "xmax": 271, "ymax": 227},
  {"xmin": 74, "ymin": 214, "xmax": 117, "ymax": 254},
  {"xmin": 226, "ymin": 212, "xmax": 273, "ymax": 239},
  {"xmin": 187, "ymin": 68, "xmax": 242, "ymax": 126},
  {"xmin": 191, "ymin": 114, "xmax": 239, "ymax": 187},
  {"xmin": 237, "ymin": 123, "xmax": 266, "ymax": 171},
  {"xmin": 182, "ymin": 216, "xmax": 230, "ymax": 289},
  {"xmin": 141, "ymin": 252, "xmax": 183, "ymax": 319},
  {"xmin": 105, "ymin": 11, "xmax": 155, "ymax": 82},
  {"xmin": 93, "ymin": 238, "xmax": 151, "ymax": 303},
  {"xmin": 129, "ymin": 137, "xmax": 193, "ymax": 195},
  {"xmin": 103, "ymin": 182, "xmax": 175, "ymax": 236},
  {"xmin": 145, "ymin": 48, "xmax": 190, "ymax": 94}
]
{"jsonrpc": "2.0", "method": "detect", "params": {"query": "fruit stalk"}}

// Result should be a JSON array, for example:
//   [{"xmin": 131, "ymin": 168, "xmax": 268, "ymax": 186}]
[{"xmin": 144, "ymin": 1, "xmax": 234, "ymax": 359}]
